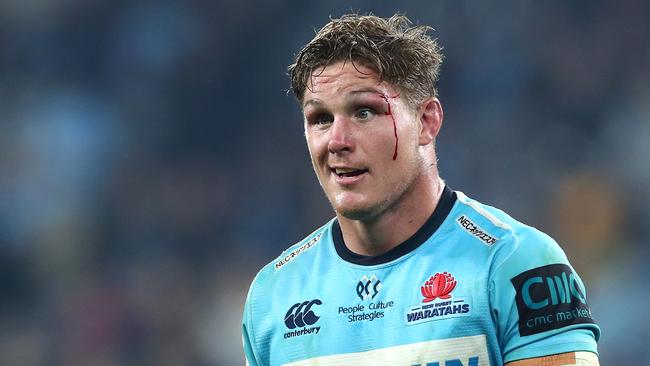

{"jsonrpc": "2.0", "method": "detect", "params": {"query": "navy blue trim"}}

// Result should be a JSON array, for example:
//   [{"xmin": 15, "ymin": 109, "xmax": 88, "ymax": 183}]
[{"xmin": 333, "ymin": 186, "xmax": 457, "ymax": 265}]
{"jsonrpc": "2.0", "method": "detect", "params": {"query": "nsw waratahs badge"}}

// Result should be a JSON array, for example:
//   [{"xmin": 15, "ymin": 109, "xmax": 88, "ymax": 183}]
[{"xmin": 406, "ymin": 272, "xmax": 472, "ymax": 325}]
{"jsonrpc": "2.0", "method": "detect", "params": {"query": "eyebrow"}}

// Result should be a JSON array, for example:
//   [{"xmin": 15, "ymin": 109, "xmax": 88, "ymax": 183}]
[
  {"xmin": 302, "ymin": 88, "xmax": 384, "ymax": 108},
  {"xmin": 349, "ymin": 88, "xmax": 383, "ymax": 96},
  {"xmin": 303, "ymin": 98, "xmax": 323, "ymax": 109}
]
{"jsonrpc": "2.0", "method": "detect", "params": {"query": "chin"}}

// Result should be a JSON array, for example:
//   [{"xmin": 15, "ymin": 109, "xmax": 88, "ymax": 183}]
[
  {"xmin": 332, "ymin": 197, "xmax": 383, "ymax": 221},
  {"xmin": 336, "ymin": 207, "xmax": 376, "ymax": 221}
]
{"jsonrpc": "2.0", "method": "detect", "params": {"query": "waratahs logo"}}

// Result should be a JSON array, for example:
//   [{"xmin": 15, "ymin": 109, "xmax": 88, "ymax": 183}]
[
  {"xmin": 283, "ymin": 299, "xmax": 322, "ymax": 339},
  {"xmin": 421, "ymin": 272, "xmax": 457, "ymax": 302},
  {"xmin": 406, "ymin": 272, "xmax": 471, "ymax": 325}
]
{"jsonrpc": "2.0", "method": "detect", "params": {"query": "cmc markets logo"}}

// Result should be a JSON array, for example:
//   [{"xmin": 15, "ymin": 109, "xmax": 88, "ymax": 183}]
[
  {"xmin": 511, "ymin": 263, "xmax": 595, "ymax": 336},
  {"xmin": 406, "ymin": 272, "xmax": 471, "ymax": 325},
  {"xmin": 283, "ymin": 299, "xmax": 322, "ymax": 339},
  {"xmin": 421, "ymin": 272, "xmax": 457, "ymax": 302},
  {"xmin": 356, "ymin": 274, "xmax": 382, "ymax": 301}
]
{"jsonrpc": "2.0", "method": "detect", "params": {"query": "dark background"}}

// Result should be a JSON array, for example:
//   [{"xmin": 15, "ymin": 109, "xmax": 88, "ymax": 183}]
[{"xmin": 1, "ymin": 0, "xmax": 648, "ymax": 364}]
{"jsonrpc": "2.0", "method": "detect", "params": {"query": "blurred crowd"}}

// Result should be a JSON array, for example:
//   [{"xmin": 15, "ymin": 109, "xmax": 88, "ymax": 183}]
[{"xmin": 0, "ymin": 0, "xmax": 648, "ymax": 365}]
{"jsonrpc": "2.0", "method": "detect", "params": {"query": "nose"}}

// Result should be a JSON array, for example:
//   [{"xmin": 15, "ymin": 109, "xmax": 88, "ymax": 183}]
[{"xmin": 328, "ymin": 118, "xmax": 354, "ymax": 154}]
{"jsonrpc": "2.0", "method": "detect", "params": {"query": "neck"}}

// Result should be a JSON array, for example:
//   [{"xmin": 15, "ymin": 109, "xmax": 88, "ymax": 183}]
[{"xmin": 337, "ymin": 174, "xmax": 445, "ymax": 257}]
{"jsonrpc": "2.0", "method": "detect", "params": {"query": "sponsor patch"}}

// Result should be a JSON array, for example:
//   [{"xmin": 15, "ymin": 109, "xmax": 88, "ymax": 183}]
[
  {"xmin": 275, "ymin": 233, "xmax": 322, "ymax": 270},
  {"xmin": 283, "ymin": 299, "xmax": 322, "ymax": 339},
  {"xmin": 356, "ymin": 274, "xmax": 382, "ymax": 301},
  {"xmin": 338, "ymin": 301, "xmax": 393, "ymax": 323},
  {"xmin": 406, "ymin": 272, "xmax": 471, "ymax": 325},
  {"xmin": 511, "ymin": 264, "xmax": 595, "ymax": 336},
  {"xmin": 457, "ymin": 215, "xmax": 497, "ymax": 245},
  {"xmin": 337, "ymin": 275, "xmax": 394, "ymax": 323}
]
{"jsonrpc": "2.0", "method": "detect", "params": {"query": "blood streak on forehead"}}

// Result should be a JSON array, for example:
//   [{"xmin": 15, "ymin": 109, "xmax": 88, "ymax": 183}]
[{"xmin": 380, "ymin": 93, "xmax": 400, "ymax": 160}]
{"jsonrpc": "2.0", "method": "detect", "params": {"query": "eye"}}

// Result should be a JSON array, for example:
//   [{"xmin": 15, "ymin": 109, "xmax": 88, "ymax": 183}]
[
  {"xmin": 355, "ymin": 108, "xmax": 375, "ymax": 120},
  {"xmin": 311, "ymin": 113, "xmax": 334, "ymax": 125}
]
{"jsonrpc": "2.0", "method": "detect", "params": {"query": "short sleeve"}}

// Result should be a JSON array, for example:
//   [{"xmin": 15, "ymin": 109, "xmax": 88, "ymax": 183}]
[
  {"xmin": 489, "ymin": 229, "xmax": 600, "ymax": 363},
  {"xmin": 243, "ymin": 294, "xmax": 260, "ymax": 366}
]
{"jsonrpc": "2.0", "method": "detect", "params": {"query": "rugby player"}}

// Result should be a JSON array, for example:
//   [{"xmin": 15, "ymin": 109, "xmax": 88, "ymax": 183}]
[{"xmin": 243, "ymin": 13, "xmax": 600, "ymax": 366}]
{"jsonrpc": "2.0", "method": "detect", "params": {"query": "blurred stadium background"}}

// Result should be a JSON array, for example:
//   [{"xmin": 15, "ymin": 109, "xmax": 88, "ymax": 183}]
[{"xmin": 0, "ymin": 0, "xmax": 648, "ymax": 365}]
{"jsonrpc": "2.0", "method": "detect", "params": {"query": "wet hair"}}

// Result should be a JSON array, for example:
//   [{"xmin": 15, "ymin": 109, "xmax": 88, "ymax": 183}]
[{"xmin": 288, "ymin": 13, "xmax": 444, "ymax": 107}]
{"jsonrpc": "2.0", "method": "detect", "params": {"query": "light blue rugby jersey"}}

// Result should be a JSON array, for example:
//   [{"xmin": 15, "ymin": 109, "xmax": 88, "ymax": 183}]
[{"xmin": 243, "ymin": 186, "xmax": 600, "ymax": 366}]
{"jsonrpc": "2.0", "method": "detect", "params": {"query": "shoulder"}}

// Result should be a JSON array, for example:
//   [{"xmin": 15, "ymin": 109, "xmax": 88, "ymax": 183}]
[
  {"xmin": 246, "ymin": 220, "xmax": 332, "ymax": 297},
  {"xmin": 242, "ymin": 221, "xmax": 333, "ymax": 363},
  {"xmin": 454, "ymin": 191, "xmax": 600, "ymax": 360},
  {"xmin": 454, "ymin": 190, "xmax": 568, "ymax": 269}
]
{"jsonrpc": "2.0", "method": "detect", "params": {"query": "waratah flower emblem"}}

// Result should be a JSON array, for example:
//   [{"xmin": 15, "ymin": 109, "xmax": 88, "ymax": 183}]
[{"xmin": 421, "ymin": 272, "xmax": 457, "ymax": 303}]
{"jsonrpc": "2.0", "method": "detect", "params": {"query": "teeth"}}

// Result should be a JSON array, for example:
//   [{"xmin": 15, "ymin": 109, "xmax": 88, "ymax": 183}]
[{"xmin": 335, "ymin": 168, "xmax": 357, "ymax": 174}]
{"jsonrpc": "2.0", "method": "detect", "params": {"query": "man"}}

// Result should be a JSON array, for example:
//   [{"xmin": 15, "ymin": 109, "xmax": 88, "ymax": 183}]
[{"xmin": 243, "ymin": 13, "xmax": 600, "ymax": 366}]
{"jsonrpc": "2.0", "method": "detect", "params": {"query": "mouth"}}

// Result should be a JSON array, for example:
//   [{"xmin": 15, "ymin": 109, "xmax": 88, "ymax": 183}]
[
  {"xmin": 329, "ymin": 167, "xmax": 369, "ymax": 185},
  {"xmin": 330, "ymin": 167, "xmax": 368, "ymax": 178}
]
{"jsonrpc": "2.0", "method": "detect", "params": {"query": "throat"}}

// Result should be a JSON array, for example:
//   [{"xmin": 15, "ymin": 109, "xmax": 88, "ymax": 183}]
[{"xmin": 338, "ymin": 214, "xmax": 406, "ymax": 256}]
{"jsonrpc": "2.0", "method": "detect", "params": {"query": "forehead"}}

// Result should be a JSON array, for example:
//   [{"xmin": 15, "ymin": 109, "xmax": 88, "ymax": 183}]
[{"xmin": 303, "ymin": 61, "xmax": 397, "ymax": 105}]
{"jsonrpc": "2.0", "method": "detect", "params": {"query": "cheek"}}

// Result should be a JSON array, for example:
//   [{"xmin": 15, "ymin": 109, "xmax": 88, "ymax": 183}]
[
  {"xmin": 395, "ymin": 119, "xmax": 420, "ymax": 149},
  {"xmin": 367, "ymin": 122, "xmax": 404, "ymax": 160},
  {"xmin": 305, "ymin": 134, "xmax": 327, "ymax": 164}
]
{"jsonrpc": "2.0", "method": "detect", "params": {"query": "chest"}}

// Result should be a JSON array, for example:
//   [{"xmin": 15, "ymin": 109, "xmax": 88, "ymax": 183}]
[{"xmin": 265, "ymin": 259, "xmax": 495, "ymax": 365}]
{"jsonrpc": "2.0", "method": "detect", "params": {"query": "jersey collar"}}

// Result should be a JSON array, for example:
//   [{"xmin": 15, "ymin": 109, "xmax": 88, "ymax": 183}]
[{"xmin": 332, "ymin": 185, "xmax": 457, "ymax": 265}]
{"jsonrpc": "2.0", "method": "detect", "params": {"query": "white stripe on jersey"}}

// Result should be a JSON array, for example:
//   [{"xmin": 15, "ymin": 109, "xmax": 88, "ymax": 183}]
[
  {"xmin": 282, "ymin": 334, "xmax": 489, "ymax": 366},
  {"xmin": 456, "ymin": 191, "xmax": 512, "ymax": 231},
  {"xmin": 573, "ymin": 352, "xmax": 600, "ymax": 366}
]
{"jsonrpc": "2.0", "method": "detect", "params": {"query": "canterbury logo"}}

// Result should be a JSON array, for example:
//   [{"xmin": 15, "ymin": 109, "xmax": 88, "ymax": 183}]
[
  {"xmin": 284, "ymin": 299, "xmax": 322, "ymax": 329},
  {"xmin": 421, "ymin": 272, "xmax": 457, "ymax": 303},
  {"xmin": 356, "ymin": 274, "xmax": 382, "ymax": 300}
]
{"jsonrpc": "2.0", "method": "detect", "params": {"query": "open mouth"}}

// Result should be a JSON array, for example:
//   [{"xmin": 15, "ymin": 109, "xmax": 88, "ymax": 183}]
[{"xmin": 331, "ymin": 168, "xmax": 368, "ymax": 178}]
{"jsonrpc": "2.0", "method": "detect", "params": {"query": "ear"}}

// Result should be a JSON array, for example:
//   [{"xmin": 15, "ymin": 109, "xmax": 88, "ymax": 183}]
[{"xmin": 418, "ymin": 97, "xmax": 443, "ymax": 146}]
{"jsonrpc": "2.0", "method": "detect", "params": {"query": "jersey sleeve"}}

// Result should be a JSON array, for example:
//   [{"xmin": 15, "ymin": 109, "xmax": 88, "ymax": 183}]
[
  {"xmin": 243, "ymin": 323, "xmax": 258, "ymax": 366},
  {"xmin": 489, "ymin": 228, "xmax": 600, "ymax": 363},
  {"xmin": 243, "ymin": 288, "xmax": 260, "ymax": 366}
]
